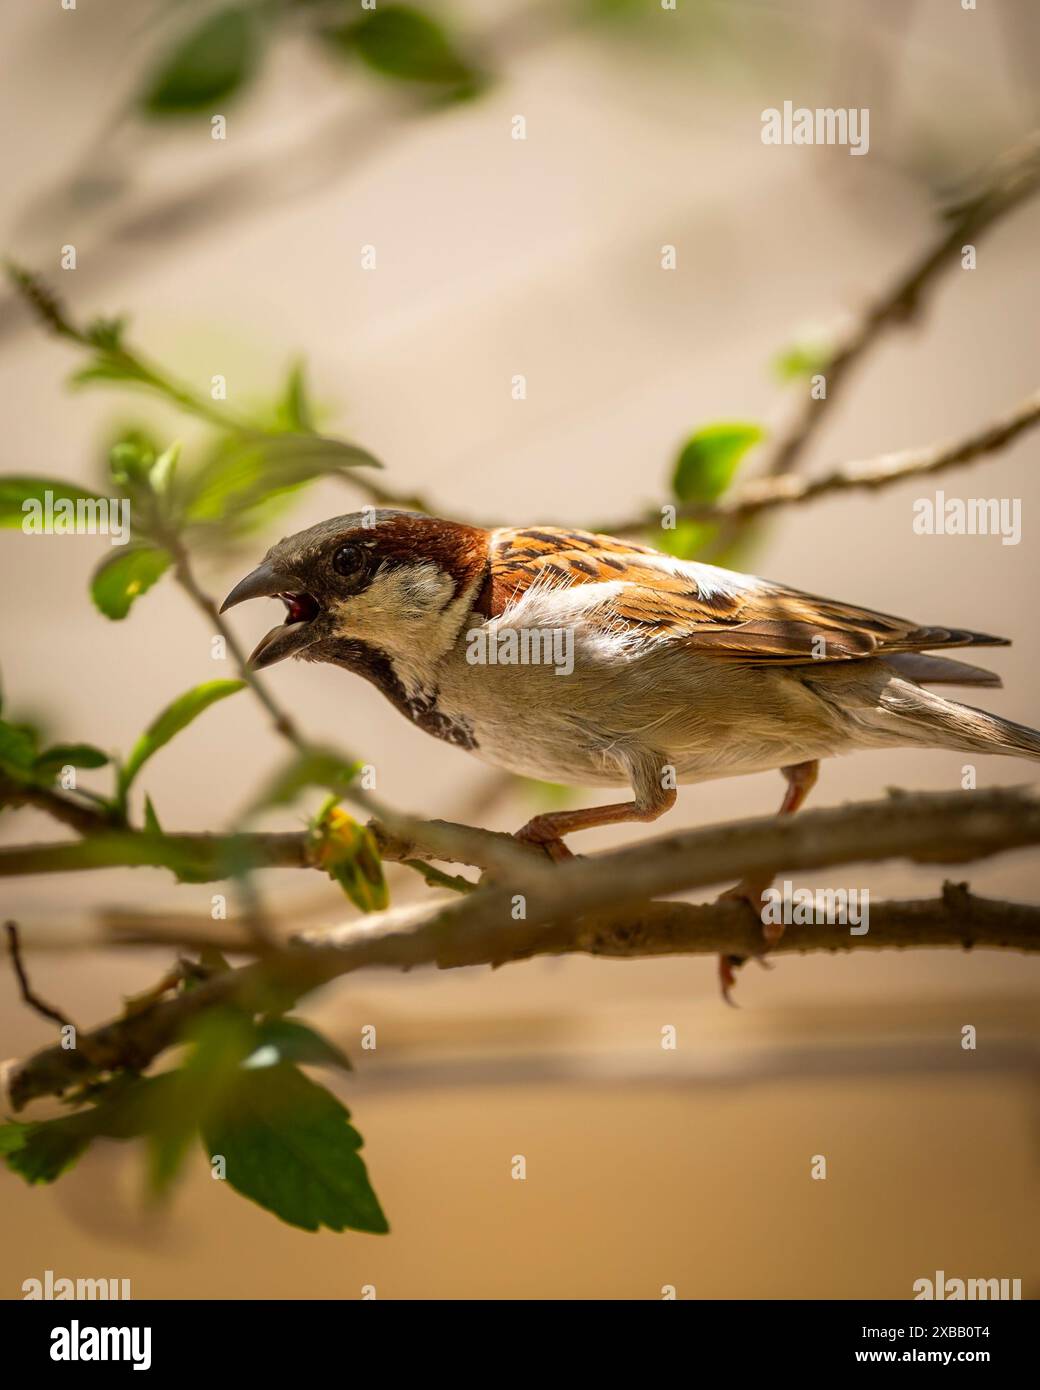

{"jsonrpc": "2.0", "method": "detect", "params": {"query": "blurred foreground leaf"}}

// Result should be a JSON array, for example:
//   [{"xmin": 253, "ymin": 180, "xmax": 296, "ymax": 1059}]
[
  {"xmin": 142, "ymin": 6, "xmax": 264, "ymax": 115},
  {"xmin": 251, "ymin": 749, "xmax": 361, "ymax": 813},
  {"xmin": 248, "ymin": 1017, "xmax": 352, "ymax": 1073},
  {"xmin": 120, "ymin": 679, "xmax": 245, "ymax": 797},
  {"xmin": 328, "ymin": 5, "xmax": 484, "ymax": 101},
  {"xmin": 0, "ymin": 476, "xmax": 102, "ymax": 528}
]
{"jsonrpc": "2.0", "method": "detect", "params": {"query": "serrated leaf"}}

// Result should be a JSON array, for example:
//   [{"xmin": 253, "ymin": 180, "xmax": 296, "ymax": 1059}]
[
  {"xmin": 142, "ymin": 6, "xmax": 263, "ymax": 115},
  {"xmin": 333, "ymin": 6, "xmax": 482, "ymax": 96},
  {"xmin": 672, "ymin": 422, "xmax": 764, "ymax": 504},
  {"xmin": 249, "ymin": 1018, "xmax": 352, "ymax": 1073},
  {"xmin": 202, "ymin": 1063, "xmax": 388, "ymax": 1234},
  {"xmin": 120, "ymin": 679, "xmax": 245, "ymax": 795},
  {"xmin": 3, "ymin": 1075, "xmax": 170, "ymax": 1186},
  {"xmin": 33, "ymin": 743, "xmax": 110, "ymax": 775},
  {"xmin": 0, "ymin": 476, "xmax": 102, "ymax": 528},
  {"xmin": 147, "ymin": 1011, "xmax": 256, "ymax": 1197},
  {"xmin": 91, "ymin": 545, "xmax": 172, "ymax": 620}
]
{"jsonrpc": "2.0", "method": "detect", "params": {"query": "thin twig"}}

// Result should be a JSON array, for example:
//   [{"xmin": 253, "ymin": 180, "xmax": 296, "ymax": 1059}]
[
  {"xmin": 761, "ymin": 131, "xmax": 1040, "ymax": 479},
  {"xmin": 4, "ymin": 921, "xmax": 78, "ymax": 1031},
  {"xmin": 6, "ymin": 878, "xmax": 1038, "ymax": 1112},
  {"xmin": 595, "ymin": 386, "xmax": 1040, "ymax": 533},
  {"xmin": 0, "ymin": 776, "xmax": 118, "ymax": 836}
]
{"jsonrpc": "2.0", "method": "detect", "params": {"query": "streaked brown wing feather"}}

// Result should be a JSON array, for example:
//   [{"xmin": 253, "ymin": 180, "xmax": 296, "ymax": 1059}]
[{"xmin": 490, "ymin": 526, "xmax": 1008, "ymax": 664}]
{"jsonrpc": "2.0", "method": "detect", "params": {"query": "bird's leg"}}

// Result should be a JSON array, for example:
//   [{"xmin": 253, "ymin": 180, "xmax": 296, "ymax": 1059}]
[
  {"xmin": 718, "ymin": 759, "xmax": 819, "ymax": 1001},
  {"xmin": 515, "ymin": 785, "xmax": 678, "ymax": 863}
]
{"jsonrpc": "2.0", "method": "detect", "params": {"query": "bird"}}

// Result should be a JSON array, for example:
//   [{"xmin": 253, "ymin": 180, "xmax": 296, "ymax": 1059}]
[{"xmin": 222, "ymin": 510, "xmax": 1040, "ymax": 996}]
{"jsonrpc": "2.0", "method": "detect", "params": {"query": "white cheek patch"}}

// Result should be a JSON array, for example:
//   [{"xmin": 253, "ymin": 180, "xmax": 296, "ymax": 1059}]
[{"xmin": 329, "ymin": 562, "xmax": 456, "ymax": 641}]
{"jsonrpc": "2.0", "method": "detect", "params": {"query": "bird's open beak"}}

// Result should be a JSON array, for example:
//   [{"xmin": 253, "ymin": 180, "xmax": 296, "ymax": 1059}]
[{"xmin": 220, "ymin": 561, "xmax": 323, "ymax": 670}]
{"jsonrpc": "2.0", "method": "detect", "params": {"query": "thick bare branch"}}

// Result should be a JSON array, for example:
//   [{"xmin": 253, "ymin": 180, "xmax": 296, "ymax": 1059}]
[
  {"xmin": 5, "ymin": 788, "xmax": 1039, "ymax": 1110},
  {"xmin": 6, "ymin": 882, "xmax": 1037, "ymax": 1112}
]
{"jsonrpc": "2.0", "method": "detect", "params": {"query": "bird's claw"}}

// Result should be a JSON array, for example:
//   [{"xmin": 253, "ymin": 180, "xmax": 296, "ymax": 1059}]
[{"xmin": 716, "ymin": 875, "xmax": 783, "ymax": 1001}]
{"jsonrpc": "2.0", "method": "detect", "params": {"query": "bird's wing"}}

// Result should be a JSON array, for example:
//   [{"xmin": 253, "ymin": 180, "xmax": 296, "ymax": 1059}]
[{"xmin": 488, "ymin": 526, "xmax": 1008, "ymax": 665}]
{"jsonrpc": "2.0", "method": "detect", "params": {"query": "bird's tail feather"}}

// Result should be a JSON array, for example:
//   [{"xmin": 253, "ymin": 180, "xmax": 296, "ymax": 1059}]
[{"xmin": 879, "ymin": 679, "xmax": 1040, "ymax": 761}]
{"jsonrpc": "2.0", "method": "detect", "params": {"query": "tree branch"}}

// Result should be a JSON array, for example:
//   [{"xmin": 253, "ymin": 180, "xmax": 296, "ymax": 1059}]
[
  {"xmin": 761, "ymin": 130, "xmax": 1040, "ymax": 479},
  {"xmin": 6, "ymin": 881, "xmax": 1037, "ymax": 1113},
  {"xmin": 0, "ymin": 775, "xmax": 118, "ymax": 837},
  {"xmin": 4, "ymin": 788, "xmax": 1038, "ymax": 1111},
  {"xmin": 595, "ymin": 386, "xmax": 1040, "ymax": 532}
]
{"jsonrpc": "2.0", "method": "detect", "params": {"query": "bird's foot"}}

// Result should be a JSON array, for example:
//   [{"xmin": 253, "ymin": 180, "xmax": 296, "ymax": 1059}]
[
  {"xmin": 513, "ymin": 822, "xmax": 574, "ymax": 864},
  {"xmin": 715, "ymin": 874, "xmax": 782, "ymax": 1002}
]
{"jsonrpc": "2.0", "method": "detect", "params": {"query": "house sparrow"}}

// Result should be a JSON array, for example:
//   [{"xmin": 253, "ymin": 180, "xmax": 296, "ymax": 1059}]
[{"xmin": 222, "ymin": 510, "xmax": 1040, "ymax": 993}]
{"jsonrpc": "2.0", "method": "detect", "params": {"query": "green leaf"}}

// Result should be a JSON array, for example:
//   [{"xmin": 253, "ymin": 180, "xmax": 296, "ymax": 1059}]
[
  {"xmin": 120, "ymin": 679, "xmax": 245, "ymax": 795},
  {"xmin": 202, "ymin": 1063, "xmax": 388, "ymax": 1234},
  {"xmin": 5, "ymin": 1121, "xmax": 93, "ymax": 1185},
  {"xmin": 3, "ymin": 1076, "xmax": 169, "ymax": 1186},
  {"xmin": 312, "ymin": 806, "xmax": 388, "ymax": 914},
  {"xmin": 143, "ymin": 794, "xmax": 163, "ymax": 835},
  {"xmin": 672, "ymin": 422, "xmax": 764, "ymax": 504},
  {"xmin": 85, "ymin": 316, "xmax": 128, "ymax": 352},
  {"xmin": 91, "ymin": 545, "xmax": 172, "ymax": 620},
  {"xmin": 0, "ymin": 476, "xmax": 102, "ymax": 528},
  {"xmin": 147, "ymin": 1011, "xmax": 256, "ymax": 1197},
  {"xmin": 108, "ymin": 437, "xmax": 157, "ymax": 488},
  {"xmin": 249, "ymin": 1018, "xmax": 352, "ymax": 1073},
  {"xmin": 149, "ymin": 442, "xmax": 181, "ymax": 496},
  {"xmin": 181, "ymin": 434, "xmax": 380, "ymax": 534},
  {"xmin": 33, "ymin": 743, "xmax": 110, "ymax": 775},
  {"xmin": 658, "ymin": 520, "xmax": 715, "ymax": 560},
  {"xmin": 0, "ymin": 1123, "xmax": 30, "ymax": 1156},
  {"xmin": 142, "ymin": 6, "xmax": 263, "ymax": 115},
  {"xmin": 332, "ymin": 5, "xmax": 483, "ymax": 96},
  {"xmin": 0, "ymin": 718, "xmax": 38, "ymax": 778},
  {"xmin": 251, "ymin": 749, "xmax": 361, "ymax": 813},
  {"xmin": 772, "ymin": 338, "xmax": 832, "ymax": 382},
  {"xmin": 278, "ymin": 361, "xmax": 314, "ymax": 434},
  {"xmin": 70, "ymin": 359, "xmax": 152, "ymax": 391}
]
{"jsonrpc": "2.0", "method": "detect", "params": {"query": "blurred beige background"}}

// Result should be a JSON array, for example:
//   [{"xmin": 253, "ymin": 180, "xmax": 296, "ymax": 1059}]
[{"xmin": 1, "ymin": 0, "xmax": 1038, "ymax": 1298}]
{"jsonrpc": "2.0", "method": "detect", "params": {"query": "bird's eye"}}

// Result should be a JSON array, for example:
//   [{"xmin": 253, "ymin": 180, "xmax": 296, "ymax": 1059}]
[{"xmin": 332, "ymin": 544, "xmax": 364, "ymax": 578}]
